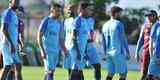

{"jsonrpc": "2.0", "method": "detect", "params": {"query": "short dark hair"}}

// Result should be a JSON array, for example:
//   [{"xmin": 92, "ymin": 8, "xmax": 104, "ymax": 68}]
[
  {"xmin": 50, "ymin": 3, "xmax": 61, "ymax": 9},
  {"xmin": 18, "ymin": 6, "xmax": 25, "ymax": 13},
  {"xmin": 111, "ymin": 6, "xmax": 123, "ymax": 14},
  {"xmin": 79, "ymin": 2, "xmax": 91, "ymax": 10},
  {"xmin": 145, "ymin": 10, "xmax": 158, "ymax": 17}
]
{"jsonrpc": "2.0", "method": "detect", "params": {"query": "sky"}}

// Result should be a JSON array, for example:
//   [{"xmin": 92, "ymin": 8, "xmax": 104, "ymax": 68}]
[
  {"xmin": 19, "ymin": 0, "xmax": 160, "ymax": 14},
  {"xmin": 106, "ymin": 0, "xmax": 160, "ymax": 15},
  {"xmin": 118, "ymin": 0, "xmax": 160, "ymax": 9}
]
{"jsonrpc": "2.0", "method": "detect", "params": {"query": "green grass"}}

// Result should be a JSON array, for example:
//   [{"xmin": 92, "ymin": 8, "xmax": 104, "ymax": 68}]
[{"xmin": 22, "ymin": 66, "xmax": 140, "ymax": 80}]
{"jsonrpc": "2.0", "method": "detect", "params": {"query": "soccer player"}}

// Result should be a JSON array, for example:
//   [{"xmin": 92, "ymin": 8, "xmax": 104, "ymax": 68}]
[
  {"xmin": 70, "ymin": 2, "xmax": 92, "ymax": 80},
  {"xmin": 135, "ymin": 10, "xmax": 158, "ymax": 80},
  {"xmin": 17, "ymin": 6, "xmax": 25, "ymax": 52},
  {"xmin": 85, "ymin": 4, "xmax": 101, "ymax": 80},
  {"xmin": 102, "ymin": 6, "xmax": 130, "ymax": 80},
  {"xmin": 37, "ymin": 3, "xmax": 67, "ymax": 80},
  {"xmin": 63, "ymin": 2, "xmax": 78, "ymax": 78},
  {"xmin": 147, "ymin": 10, "xmax": 160, "ymax": 80},
  {"xmin": 0, "ymin": 0, "xmax": 21, "ymax": 80},
  {"xmin": 7, "ymin": 6, "xmax": 25, "ymax": 80}
]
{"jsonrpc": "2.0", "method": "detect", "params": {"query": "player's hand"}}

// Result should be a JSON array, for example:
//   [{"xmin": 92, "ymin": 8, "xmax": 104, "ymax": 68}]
[
  {"xmin": 156, "ymin": 58, "xmax": 160, "ymax": 65},
  {"xmin": 77, "ymin": 53, "xmax": 81, "ymax": 61},
  {"xmin": 41, "ymin": 50, "xmax": 46, "ymax": 59},
  {"xmin": 135, "ymin": 54, "xmax": 140, "ymax": 62},
  {"xmin": 126, "ymin": 54, "xmax": 130, "ymax": 60},
  {"xmin": 11, "ymin": 45, "xmax": 16, "ymax": 53},
  {"xmin": 64, "ymin": 50, "xmax": 69, "ymax": 57}
]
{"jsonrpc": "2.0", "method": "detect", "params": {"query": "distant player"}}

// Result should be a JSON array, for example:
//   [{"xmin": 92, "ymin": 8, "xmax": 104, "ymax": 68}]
[
  {"xmin": 147, "ymin": 10, "xmax": 160, "ymax": 80},
  {"xmin": 0, "ymin": 0, "xmax": 21, "ymax": 80},
  {"xmin": 37, "ymin": 3, "xmax": 67, "ymax": 80},
  {"xmin": 7, "ymin": 6, "xmax": 25, "ymax": 80},
  {"xmin": 70, "ymin": 2, "xmax": 92, "ymax": 80},
  {"xmin": 63, "ymin": 2, "xmax": 78, "ymax": 78},
  {"xmin": 85, "ymin": 4, "xmax": 101, "ymax": 80},
  {"xmin": 135, "ymin": 10, "xmax": 158, "ymax": 80},
  {"xmin": 102, "ymin": 6, "xmax": 130, "ymax": 80},
  {"xmin": 17, "ymin": 6, "xmax": 25, "ymax": 52}
]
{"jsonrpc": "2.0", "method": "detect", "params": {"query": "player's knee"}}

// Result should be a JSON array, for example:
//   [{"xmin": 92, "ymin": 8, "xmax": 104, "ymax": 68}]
[
  {"xmin": 119, "ymin": 72, "xmax": 127, "ymax": 78},
  {"xmin": 146, "ymin": 74, "xmax": 153, "ymax": 80},
  {"xmin": 4, "ymin": 65, "xmax": 12, "ymax": 70},
  {"xmin": 45, "ymin": 70, "xmax": 54, "ymax": 76},
  {"xmin": 107, "ymin": 73, "xmax": 115, "ymax": 77},
  {"xmin": 93, "ymin": 64, "xmax": 101, "ymax": 70}
]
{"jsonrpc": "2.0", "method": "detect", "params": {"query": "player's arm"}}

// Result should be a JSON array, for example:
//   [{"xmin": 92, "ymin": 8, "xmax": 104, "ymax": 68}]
[
  {"xmin": 102, "ymin": 33, "xmax": 107, "ymax": 54},
  {"xmin": 102, "ymin": 24, "xmax": 108, "ymax": 55},
  {"xmin": 59, "ymin": 21, "xmax": 67, "ymax": 55},
  {"xmin": 18, "ymin": 21, "xmax": 25, "ymax": 51},
  {"xmin": 73, "ymin": 18, "xmax": 81, "ymax": 60},
  {"xmin": 2, "ymin": 14, "xmax": 15, "ymax": 53},
  {"xmin": 37, "ymin": 18, "xmax": 47, "ymax": 59},
  {"xmin": 135, "ymin": 25, "xmax": 144, "ymax": 61},
  {"xmin": 119, "ymin": 23, "xmax": 130, "ymax": 60},
  {"xmin": 73, "ymin": 29, "xmax": 81, "ymax": 60}
]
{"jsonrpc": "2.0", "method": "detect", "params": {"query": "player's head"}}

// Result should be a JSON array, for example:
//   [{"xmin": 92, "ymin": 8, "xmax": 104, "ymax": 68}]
[
  {"xmin": 66, "ymin": 4, "xmax": 77, "ymax": 17},
  {"xmin": 87, "ymin": 3, "xmax": 94, "ymax": 17},
  {"xmin": 50, "ymin": 3, "xmax": 62, "ymax": 18},
  {"xmin": 111, "ymin": 6, "xmax": 123, "ymax": 20},
  {"xmin": 9, "ymin": 0, "xmax": 20, "ymax": 9},
  {"xmin": 145, "ymin": 10, "xmax": 158, "ymax": 23},
  {"xmin": 78, "ymin": 2, "xmax": 91, "ymax": 17},
  {"xmin": 17, "ymin": 6, "xmax": 25, "ymax": 18}
]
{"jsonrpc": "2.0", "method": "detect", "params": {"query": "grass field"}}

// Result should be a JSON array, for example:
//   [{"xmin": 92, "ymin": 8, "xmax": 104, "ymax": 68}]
[{"xmin": 20, "ymin": 66, "xmax": 141, "ymax": 80}]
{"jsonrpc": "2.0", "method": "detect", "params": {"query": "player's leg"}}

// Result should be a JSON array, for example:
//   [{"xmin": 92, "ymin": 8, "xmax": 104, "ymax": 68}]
[
  {"xmin": 44, "ymin": 69, "xmax": 54, "ymax": 80},
  {"xmin": 1, "ymin": 65, "xmax": 12, "ymax": 80},
  {"xmin": 63, "ymin": 51, "xmax": 72, "ymax": 77},
  {"xmin": 12, "ymin": 52, "xmax": 23, "ymax": 80},
  {"xmin": 147, "ymin": 59, "xmax": 160, "ymax": 80},
  {"xmin": 86, "ymin": 43, "xmax": 101, "ymax": 80},
  {"xmin": 14, "ymin": 64, "xmax": 22, "ymax": 80},
  {"xmin": 92, "ymin": 63, "xmax": 101, "ymax": 80},
  {"xmin": 146, "ymin": 74, "xmax": 154, "ymax": 80},
  {"xmin": 0, "ymin": 45, "xmax": 13, "ymax": 80},
  {"xmin": 114, "ymin": 55, "xmax": 127, "ymax": 80},
  {"xmin": 70, "ymin": 61, "xmax": 84, "ymax": 80},
  {"xmin": 70, "ymin": 46, "xmax": 84, "ymax": 80},
  {"xmin": 7, "ymin": 68, "xmax": 15, "ymax": 80},
  {"xmin": 106, "ymin": 57, "xmax": 115, "ymax": 80},
  {"xmin": 141, "ymin": 54, "xmax": 150, "ymax": 80},
  {"xmin": 44, "ymin": 53, "xmax": 58, "ymax": 80},
  {"xmin": 0, "ymin": 52, "xmax": 3, "ymax": 70}
]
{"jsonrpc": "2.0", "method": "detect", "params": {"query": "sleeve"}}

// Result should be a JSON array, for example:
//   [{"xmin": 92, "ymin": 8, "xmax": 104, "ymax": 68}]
[
  {"xmin": 73, "ymin": 17, "xmax": 81, "ymax": 31},
  {"xmin": 102, "ymin": 24, "xmax": 108, "ymax": 53},
  {"xmin": 90, "ymin": 18, "xmax": 95, "ymax": 30},
  {"xmin": 119, "ymin": 22, "xmax": 130, "ymax": 54},
  {"xmin": 135, "ymin": 25, "xmax": 144, "ymax": 55},
  {"xmin": 150, "ymin": 24, "xmax": 157, "ymax": 41},
  {"xmin": 155, "ymin": 24, "xmax": 160, "ymax": 58},
  {"xmin": 38, "ymin": 17, "xmax": 48, "ymax": 33},
  {"xmin": 2, "ymin": 11, "xmax": 11, "ymax": 25},
  {"xmin": 18, "ymin": 19, "xmax": 25, "ymax": 33},
  {"xmin": 59, "ymin": 20, "xmax": 65, "ymax": 40}
]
